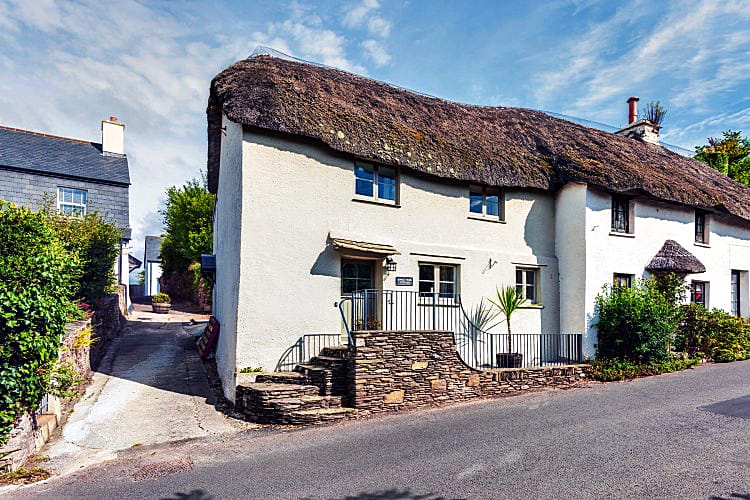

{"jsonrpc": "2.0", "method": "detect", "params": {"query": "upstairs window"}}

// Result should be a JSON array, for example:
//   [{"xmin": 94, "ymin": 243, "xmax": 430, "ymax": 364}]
[
  {"xmin": 355, "ymin": 163, "xmax": 397, "ymax": 202},
  {"xmin": 611, "ymin": 196, "xmax": 631, "ymax": 233},
  {"xmin": 695, "ymin": 211, "xmax": 709, "ymax": 244},
  {"xmin": 515, "ymin": 267, "xmax": 538, "ymax": 304},
  {"xmin": 691, "ymin": 281, "xmax": 708, "ymax": 307},
  {"xmin": 469, "ymin": 186, "xmax": 503, "ymax": 220},
  {"xmin": 58, "ymin": 187, "xmax": 87, "ymax": 216},
  {"xmin": 613, "ymin": 273, "xmax": 633, "ymax": 289}
]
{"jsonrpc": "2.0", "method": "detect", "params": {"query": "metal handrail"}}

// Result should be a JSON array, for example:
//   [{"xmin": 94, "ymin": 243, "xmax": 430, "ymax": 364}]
[{"xmin": 335, "ymin": 296, "xmax": 354, "ymax": 347}]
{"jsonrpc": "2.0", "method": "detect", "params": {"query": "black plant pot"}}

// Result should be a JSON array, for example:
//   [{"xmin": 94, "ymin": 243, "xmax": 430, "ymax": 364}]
[{"xmin": 496, "ymin": 353, "xmax": 523, "ymax": 368}]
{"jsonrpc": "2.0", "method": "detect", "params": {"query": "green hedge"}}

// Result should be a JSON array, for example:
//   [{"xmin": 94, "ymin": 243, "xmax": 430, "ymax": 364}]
[
  {"xmin": 0, "ymin": 202, "xmax": 80, "ymax": 444},
  {"xmin": 676, "ymin": 304, "xmax": 750, "ymax": 362}
]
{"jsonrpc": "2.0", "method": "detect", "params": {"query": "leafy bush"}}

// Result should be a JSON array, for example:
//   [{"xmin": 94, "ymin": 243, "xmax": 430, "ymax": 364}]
[
  {"xmin": 0, "ymin": 202, "xmax": 80, "ymax": 444},
  {"xmin": 594, "ymin": 279, "xmax": 682, "ymax": 363},
  {"xmin": 675, "ymin": 304, "xmax": 750, "ymax": 362},
  {"xmin": 49, "ymin": 210, "xmax": 122, "ymax": 303},
  {"xmin": 152, "ymin": 292, "xmax": 171, "ymax": 304},
  {"xmin": 590, "ymin": 357, "xmax": 700, "ymax": 382}
]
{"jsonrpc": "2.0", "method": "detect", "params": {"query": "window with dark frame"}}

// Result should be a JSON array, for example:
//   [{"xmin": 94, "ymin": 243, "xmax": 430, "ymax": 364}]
[
  {"xmin": 613, "ymin": 273, "xmax": 633, "ymax": 289},
  {"xmin": 611, "ymin": 196, "xmax": 630, "ymax": 233},
  {"xmin": 691, "ymin": 281, "xmax": 708, "ymax": 307},
  {"xmin": 731, "ymin": 271, "xmax": 741, "ymax": 317},
  {"xmin": 469, "ymin": 186, "xmax": 503, "ymax": 219},
  {"xmin": 418, "ymin": 263, "xmax": 458, "ymax": 299},
  {"xmin": 695, "ymin": 211, "xmax": 708, "ymax": 244},
  {"xmin": 515, "ymin": 268, "xmax": 538, "ymax": 304},
  {"xmin": 355, "ymin": 163, "xmax": 397, "ymax": 202},
  {"xmin": 341, "ymin": 260, "xmax": 374, "ymax": 295}
]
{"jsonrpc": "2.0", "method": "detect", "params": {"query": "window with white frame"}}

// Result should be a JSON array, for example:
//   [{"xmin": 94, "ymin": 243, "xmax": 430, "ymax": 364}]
[
  {"xmin": 354, "ymin": 163, "xmax": 397, "ymax": 202},
  {"xmin": 58, "ymin": 187, "xmax": 87, "ymax": 216},
  {"xmin": 469, "ymin": 186, "xmax": 503, "ymax": 219},
  {"xmin": 418, "ymin": 263, "xmax": 458, "ymax": 299},
  {"xmin": 515, "ymin": 267, "xmax": 539, "ymax": 304}
]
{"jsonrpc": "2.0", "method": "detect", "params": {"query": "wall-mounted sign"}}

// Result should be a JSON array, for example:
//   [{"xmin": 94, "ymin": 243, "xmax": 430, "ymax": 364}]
[{"xmin": 395, "ymin": 277, "xmax": 413, "ymax": 286}]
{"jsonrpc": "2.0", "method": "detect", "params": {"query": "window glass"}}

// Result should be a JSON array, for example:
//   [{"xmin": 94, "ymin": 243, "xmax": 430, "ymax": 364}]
[
  {"xmin": 420, "ymin": 264, "xmax": 458, "ymax": 298},
  {"xmin": 58, "ymin": 187, "xmax": 87, "ymax": 217},
  {"xmin": 378, "ymin": 167, "xmax": 397, "ymax": 201},
  {"xmin": 485, "ymin": 194, "xmax": 499, "ymax": 216},
  {"xmin": 469, "ymin": 192, "xmax": 483, "ymax": 213},
  {"xmin": 355, "ymin": 165, "xmax": 374, "ymax": 197},
  {"xmin": 611, "ymin": 196, "xmax": 629, "ymax": 233},
  {"xmin": 691, "ymin": 281, "xmax": 707, "ymax": 307},
  {"xmin": 695, "ymin": 212, "xmax": 706, "ymax": 243},
  {"xmin": 515, "ymin": 268, "xmax": 538, "ymax": 304},
  {"xmin": 439, "ymin": 265, "xmax": 456, "ymax": 298},
  {"xmin": 341, "ymin": 261, "xmax": 373, "ymax": 294},
  {"xmin": 419, "ymin": 264, "xmax": 435, "ymax": 296},
  {"xmin": 613, "ymin": 273, "xmax": 633, "ymax": 289}
]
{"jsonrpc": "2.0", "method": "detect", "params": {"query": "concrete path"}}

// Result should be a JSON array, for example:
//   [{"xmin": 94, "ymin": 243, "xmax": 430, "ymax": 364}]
[{"xmin": 40, "ymin": 308, "xmax": 242, "ymax": 476}]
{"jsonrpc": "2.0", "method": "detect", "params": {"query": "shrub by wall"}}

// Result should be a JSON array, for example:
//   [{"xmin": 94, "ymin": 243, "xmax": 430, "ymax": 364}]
[
  {"xmin": 0, "ymin": 203, "xmax": 80, "ymax": 445},
  {"xmin": 676, "ymin": 304, "xmax": 750, "ymax": 362},
  {"xmin": 594, "ymin": 280, "xmax": 682, "ymax": 363}
]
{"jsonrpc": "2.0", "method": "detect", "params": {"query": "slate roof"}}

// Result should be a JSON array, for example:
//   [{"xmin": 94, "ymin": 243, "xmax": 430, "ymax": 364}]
[
  {"xmin": 207, "ymin": 55, "xmax": 750, "ymax": 224},
  {"xmin": 0, "ymin": 125, "xmax": 130, "ymax": 185}
]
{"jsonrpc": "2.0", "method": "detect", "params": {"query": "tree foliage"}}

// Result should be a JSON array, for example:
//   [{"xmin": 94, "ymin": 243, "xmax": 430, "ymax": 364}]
[
  {"xmin": 695, "ymin": 130, "xmax": 750, "ymax": 185},
  {"xmin": 0, "ymin": 202, "xmax": 80, "ymax": 444},
  {"xmin": 160, "ymin": 177, "xmax": 215, "ymax": 275}
]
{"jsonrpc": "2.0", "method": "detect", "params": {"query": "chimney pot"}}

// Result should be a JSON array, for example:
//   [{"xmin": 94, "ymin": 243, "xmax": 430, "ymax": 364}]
[
  {"xmin": 627, "ymin": 96, "xmax": 639, "ymax": 124},
  {"xmin": 110, "ymin": 116, "xmax": 117, "ymax": 122}
]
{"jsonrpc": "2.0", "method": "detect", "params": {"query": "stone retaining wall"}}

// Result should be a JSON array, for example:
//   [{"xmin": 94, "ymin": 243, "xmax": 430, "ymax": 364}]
[
  {"xmin": 348, "ymin": 330, "xmax": 590, "ymax": 413},
  {"xmin": 0, "ymin": 290, "xmax": 126, "ymax": 472}
]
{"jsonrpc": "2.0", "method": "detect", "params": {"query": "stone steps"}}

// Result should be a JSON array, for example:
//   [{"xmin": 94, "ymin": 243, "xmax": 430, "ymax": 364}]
[
  {"xmin": 288, "ymin": 407, "xmax": 354, "ymax": 425},
  {"xmin": 320, "ymin": 345, "xmax": 350, "ymax": 359},
  {"xmin": 254, "ymin": 371, "xmax": 306, "ymax": 384}
]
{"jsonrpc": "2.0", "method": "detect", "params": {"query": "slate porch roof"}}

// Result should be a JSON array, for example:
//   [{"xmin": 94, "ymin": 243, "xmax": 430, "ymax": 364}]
[{"xmin": 0, "ymin": 125, "xmax": 130, "ymax": 186}]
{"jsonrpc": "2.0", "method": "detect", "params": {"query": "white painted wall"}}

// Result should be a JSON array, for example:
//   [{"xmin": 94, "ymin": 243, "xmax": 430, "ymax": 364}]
[
  {"xmin": 145, "ymin": 262, "xmax": 162, "ymax": 296},
  {"xmin": 229, "ymin": 130, "xmax": 559, "ymax": 378},
  {"xmin": 212, "ymin": 116, "xmax": 245, "ymax": 401},
  {"xmin": 583, "ymin": 187, "xmax": 750, "ymax": 354}
]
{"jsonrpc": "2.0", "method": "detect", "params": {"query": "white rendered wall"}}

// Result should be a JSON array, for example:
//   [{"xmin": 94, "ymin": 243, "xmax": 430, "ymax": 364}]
[
  {"xmin": 583, "ymin": 187, "xmax": 750, "ymax": 355},
  {"xmin": 555, "ymin": 183, "xmax": 588, "ymax": 348},
  {"xmin": 212, "ymin": 116, "xmax": 245, "ymax": 401},
  {"xmin": 232, "ymin": 130, "xmax": 560, "ymax": 378}
]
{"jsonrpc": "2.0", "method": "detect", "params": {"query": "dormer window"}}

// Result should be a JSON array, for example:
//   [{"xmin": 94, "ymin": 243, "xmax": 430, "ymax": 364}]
[
  {"xmin": 469, "ymin": 186, "xmax": 503, "ymax": 220},
  {"xmin": 695, "ymin": 211, "xmax": 709, "ymax": 245},
  {"xmin": 355, "ymin": 163, "xmax": 397, "ymax": 203},
  {"xmin": 611, "ymin": 195, "xmax": 632, "ymax": 234}
]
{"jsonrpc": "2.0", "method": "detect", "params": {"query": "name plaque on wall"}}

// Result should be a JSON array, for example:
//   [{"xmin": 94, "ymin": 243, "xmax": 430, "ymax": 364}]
[{"xmin": 395, "ymin": 277, "xmax": 413, "ymax": 286}]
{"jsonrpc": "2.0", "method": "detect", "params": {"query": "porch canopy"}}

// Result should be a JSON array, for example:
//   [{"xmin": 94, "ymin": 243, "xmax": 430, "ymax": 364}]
[
  {"xmin": 645, "ymin": 239, "xmax": 706, "ymax": 274},
  {"xmin": 331, "ymin": 237, "xmax": 399, "ymax": 256}
]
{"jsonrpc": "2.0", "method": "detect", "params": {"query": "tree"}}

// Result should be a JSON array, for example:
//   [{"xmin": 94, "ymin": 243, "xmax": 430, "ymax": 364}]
[
  {"xmin": 160, "ymin": 176, "xmax": 215, "ymax": 276},
  {"xmin": 488, "ymin": 285, "xmax": 527, "ymax": 354},
  {"xmin": 695, "ymin": 130, "xmax": 750, "ymax": 185}
]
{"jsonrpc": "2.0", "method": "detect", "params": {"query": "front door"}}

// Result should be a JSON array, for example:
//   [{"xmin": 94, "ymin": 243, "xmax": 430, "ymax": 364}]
[{"xmin": 341, "ymin": 259, "xmax": 380, "ymax": 330}]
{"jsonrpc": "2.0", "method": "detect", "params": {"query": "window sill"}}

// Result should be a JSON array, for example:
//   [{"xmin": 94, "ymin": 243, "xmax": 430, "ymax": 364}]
[
  {"xmin": 352, "ymin": 196, "xmax": 400, "ymax": 208},
  {"xmin": 467, "ymin": 214, "xmax": 506, "ymax": 224},
  {"xmin": 417, "ymin": 301, "xmax": 460, "ymax": 308},
  {"xmin": 694, "ymin": 242, "xmax": 711, "ymax": 248},
  {"xmin": 609, "ymin": 231, "xmax": 635, "ymax": 238},
  {"xmin": 519, "ymin": 304, "xmax": 544, "ymax": 310}
]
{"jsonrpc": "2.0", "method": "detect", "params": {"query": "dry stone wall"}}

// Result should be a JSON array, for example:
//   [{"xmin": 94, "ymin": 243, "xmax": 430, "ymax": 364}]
[{"xmin": 348, "ymin": 330, "xmax": 590, "ymax": 413}]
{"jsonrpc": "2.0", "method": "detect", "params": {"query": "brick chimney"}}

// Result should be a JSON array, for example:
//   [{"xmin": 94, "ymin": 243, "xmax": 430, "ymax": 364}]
[
  {"xmin": 102, "ymin": 116, "xmax": 125, "ymax": 155},
  {"xmin": 615, "ymin": 97, "xmax": 660, "ymax": 145}
]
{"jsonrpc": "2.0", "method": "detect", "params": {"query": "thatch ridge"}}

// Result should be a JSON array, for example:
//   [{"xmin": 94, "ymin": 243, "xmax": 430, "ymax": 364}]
[
  {"xmin": 207, "ymin": 55, "xmax": 750, "ymax": 224},
  {"xmin": 645, "ymin": 240, "xmax": 706, "ymax": 274}
]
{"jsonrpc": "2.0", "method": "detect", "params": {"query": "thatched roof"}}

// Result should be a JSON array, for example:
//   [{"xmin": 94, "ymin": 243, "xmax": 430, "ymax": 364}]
[
  {"xmin": 207, "ymin": 55, "xmax": 750, "ymax": 223},
  {"xmin": 645, "ymin": 240, "xmax": 706, "ymax": 274}
]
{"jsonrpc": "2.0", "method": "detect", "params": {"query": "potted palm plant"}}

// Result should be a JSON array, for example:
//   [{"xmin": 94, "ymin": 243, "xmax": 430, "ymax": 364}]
[
  {"xmin": 489, "ymin": 285, "xmax": 527, "ymax": 368},
  {"xmin": 151, "ymin": 292, "xmax": 171, "ymax": 314}
]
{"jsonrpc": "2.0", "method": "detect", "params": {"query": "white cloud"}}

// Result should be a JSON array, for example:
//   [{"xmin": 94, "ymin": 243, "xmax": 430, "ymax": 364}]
[
  {"xmin": 367, "ymin": 16, "xmax": 391, "ymax": 38},
  {"xmin": 343, "ymin": 0, "xmax": 380, "ymax": 28},
  {"xmin": 362, "ymin": 39, "xmax": 391, "ymax": 66}
]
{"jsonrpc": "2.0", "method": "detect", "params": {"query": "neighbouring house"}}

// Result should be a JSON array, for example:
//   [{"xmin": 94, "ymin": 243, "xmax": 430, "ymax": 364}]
[
  {"xmin": 0, "ymin": 118, "xmax": 132, "ymax": 309},
  {"xmin": 206, "ymin": 53, "xmax": 750, "ymax": 401},
  {"xmin": 144, "ymin": 235, "xmax": 163, "ymax": 297}
]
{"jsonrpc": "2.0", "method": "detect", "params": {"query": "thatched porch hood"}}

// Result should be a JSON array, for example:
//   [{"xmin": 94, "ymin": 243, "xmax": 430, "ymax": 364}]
[{"xmin": 207, "ymin": 55, "xmax": 750, "ymax": 224}]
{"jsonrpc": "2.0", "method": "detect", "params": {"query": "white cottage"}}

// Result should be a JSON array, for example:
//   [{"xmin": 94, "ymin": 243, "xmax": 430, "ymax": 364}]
[{"xmin": 207, "ymin": 54, "xmax": 750, "ymax": 401}]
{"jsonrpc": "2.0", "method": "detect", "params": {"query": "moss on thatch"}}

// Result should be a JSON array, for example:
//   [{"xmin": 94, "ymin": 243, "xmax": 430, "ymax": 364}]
[{"xmin": 207, "ymin": 55, "xmax": 750, "ymax": 223}]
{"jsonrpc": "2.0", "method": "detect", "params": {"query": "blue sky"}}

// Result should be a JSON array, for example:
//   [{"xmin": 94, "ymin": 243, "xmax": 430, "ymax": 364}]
[{"xmin": 1, "ymin": 0, "xmax": 750, "ymax": 260}]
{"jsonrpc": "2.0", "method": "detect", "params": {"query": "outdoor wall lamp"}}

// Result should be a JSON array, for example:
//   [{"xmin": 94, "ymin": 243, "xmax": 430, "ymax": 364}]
[{"xmin": 385, "ymin": 257, "xmax": 397, "ymax": 272}]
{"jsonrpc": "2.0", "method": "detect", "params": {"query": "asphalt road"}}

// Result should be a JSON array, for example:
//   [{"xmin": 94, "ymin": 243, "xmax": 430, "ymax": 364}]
[{"xmin": 14, "ymin": 360, "xmax": 750, "ymax": 499}]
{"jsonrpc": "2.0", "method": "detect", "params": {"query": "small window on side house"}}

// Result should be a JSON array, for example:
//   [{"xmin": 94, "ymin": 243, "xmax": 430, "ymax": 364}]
[
  {"xmin": 611, "ymin": 196, "xmax": 631, "ymax": 233},
  {"xmin": 695, "ymin": 211, "xmax": 708, "ymax": 244},
  {"xmin": 58, "ymin": 187, "xmax": 87, "ymax": 216},
  {"xmin": 613, "ymin": 273, "xmax": 633, "ymax": 289},
  {"xmin": 355, "ymin": 163, "xmax": 397, "ymax": 202},
  {"xmin": 691, "ymin": 281, "xmax": 708, "ymax": 307},
  {"xmin": 469, "ymin": 186, "xmax": 503, "ymax": 220},
  {"xmin": 515, "ymin": 267, "xmax": 538, "ymax": 304}
]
